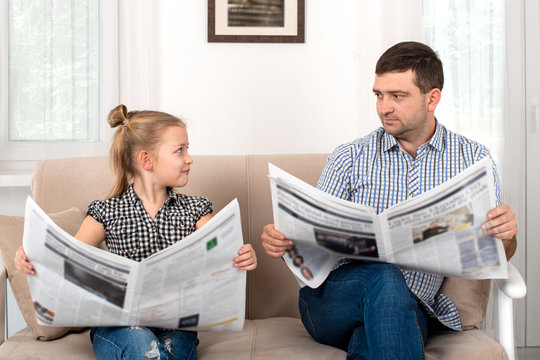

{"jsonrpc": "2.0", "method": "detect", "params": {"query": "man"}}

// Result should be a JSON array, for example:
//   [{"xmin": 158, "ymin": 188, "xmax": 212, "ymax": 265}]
[{"xmin": 260, "ymin": 41, "xmax": 517, "ymax": 359}]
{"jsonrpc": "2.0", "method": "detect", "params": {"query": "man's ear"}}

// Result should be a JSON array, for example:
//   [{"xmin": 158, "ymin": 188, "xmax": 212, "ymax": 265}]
[
  {"xmin": 137, "ymin": 150, "xmax": 153, "ymax": 171},
  {"xmin": 426, "ymin": 88, "xmax": 442, "ymax": 113}
]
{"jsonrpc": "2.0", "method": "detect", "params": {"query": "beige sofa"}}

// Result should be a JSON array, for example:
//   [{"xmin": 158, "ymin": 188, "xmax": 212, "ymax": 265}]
[{"xmin": 0, "ymin": 154, "xmax": 526, "ymax": 359}]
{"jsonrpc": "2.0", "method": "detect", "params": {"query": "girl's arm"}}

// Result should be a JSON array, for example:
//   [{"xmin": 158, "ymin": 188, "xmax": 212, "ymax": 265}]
[
  {"xmin": 14, "ymin": 215, "xmax": 106, "ymax": 275},
  {"xmin": 195, "ymin": 213, "xmax": 213, "ymax": 230},
  {"xmin": 74, "ymin": 215, "xmax": 106, "ymax": 247}
]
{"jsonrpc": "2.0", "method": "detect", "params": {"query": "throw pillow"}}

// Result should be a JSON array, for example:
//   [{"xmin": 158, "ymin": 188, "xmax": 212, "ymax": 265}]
[
  {"xmin": 439, "ymin": 277, "xmax": 491, "ymax": 330},
  {"xmin": 0, "ymin": 207, "xmax": 86, "ymax": 340}
]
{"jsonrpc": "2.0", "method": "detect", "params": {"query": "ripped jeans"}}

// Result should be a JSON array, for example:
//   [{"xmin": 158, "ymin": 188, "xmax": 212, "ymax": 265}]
[{"xmin": 90, "ymin": 326, "xmax": 198, "ymax": 360}]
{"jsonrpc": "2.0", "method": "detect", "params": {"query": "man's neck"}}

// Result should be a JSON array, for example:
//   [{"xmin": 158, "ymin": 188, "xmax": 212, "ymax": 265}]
[{"xmin": 396, "ymin": 120, "xmax": 437, "ymax": 158}]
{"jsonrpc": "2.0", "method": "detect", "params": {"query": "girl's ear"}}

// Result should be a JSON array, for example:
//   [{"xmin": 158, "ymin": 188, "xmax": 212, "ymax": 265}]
[{"xmin": 137, "ymin": 150, "xmax": 153, "ymax": 171}]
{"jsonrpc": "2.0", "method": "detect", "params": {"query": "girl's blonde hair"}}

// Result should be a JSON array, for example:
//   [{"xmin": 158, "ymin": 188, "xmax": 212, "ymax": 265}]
[{"xmin": 106, "ymin": 104, "xmax": 186, "ymax": 199}]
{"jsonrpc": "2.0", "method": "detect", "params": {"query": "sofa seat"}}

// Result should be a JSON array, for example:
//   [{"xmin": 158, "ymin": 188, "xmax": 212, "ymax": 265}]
[{"xmin": 0, "ymin": 317, "xmax": 509, "ymax": 360}]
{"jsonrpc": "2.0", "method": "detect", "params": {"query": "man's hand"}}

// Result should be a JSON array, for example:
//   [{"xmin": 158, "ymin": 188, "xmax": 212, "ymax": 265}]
[
  {"xmin": 261, "ymin": 224, "xmax": 294, "ymax": 258},
  {"xmin": 482, "ymin": 204, "xmax": 517, "ymax": 259}
]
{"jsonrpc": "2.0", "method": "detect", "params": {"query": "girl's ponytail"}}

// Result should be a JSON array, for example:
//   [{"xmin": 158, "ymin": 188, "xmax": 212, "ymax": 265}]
[{"xmin": 106, "ymin": 105, "xmax": 132, "ymax": 198}]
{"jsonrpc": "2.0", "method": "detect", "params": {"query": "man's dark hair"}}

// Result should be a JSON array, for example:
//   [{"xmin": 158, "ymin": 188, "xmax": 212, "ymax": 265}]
[{"xmin": 375, "ymin": 41, "xmax": 444, "ymax": 93}]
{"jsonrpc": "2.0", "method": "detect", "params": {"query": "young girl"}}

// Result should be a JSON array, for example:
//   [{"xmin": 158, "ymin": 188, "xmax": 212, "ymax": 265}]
[{"xmin": 15, "ymin": 104, "xmax": 257, "ymax": 360}]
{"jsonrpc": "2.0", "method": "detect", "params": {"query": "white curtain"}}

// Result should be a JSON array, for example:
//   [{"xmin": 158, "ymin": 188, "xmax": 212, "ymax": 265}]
[{"xmin": 423, "ymin": 0, "xmax": 506, "ymax": 168}]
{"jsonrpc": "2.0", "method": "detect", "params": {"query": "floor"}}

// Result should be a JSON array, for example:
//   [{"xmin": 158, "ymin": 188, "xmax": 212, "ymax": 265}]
[{"xmin": 518, "ymin": 347, "xmax": 540, "ymax": 360}]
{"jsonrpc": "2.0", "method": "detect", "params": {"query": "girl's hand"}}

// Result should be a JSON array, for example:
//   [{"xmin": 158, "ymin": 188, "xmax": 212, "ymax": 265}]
[
  {"xmin": 14, "ymin": 246, "xmax": 36, "ymax": 275},
  {"xmin": 233, "ymin": 244, "xmax": 257, "ymax": 271}
]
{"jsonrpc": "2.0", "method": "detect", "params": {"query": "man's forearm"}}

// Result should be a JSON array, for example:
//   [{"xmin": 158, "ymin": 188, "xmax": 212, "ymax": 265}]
[{"xmin": 504, "ymin": 235, "xmax": 517, "ymax": 260}]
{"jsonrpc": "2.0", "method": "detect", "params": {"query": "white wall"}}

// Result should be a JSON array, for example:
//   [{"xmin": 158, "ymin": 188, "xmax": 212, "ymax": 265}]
[{"xmin": 118, "ymin": 0, "xmax": 422, "ymax": 157}]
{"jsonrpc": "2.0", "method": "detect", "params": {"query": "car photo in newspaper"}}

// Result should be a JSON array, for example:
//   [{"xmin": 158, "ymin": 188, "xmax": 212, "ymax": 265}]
[
  {"xmin": 268, "ymin": 158, "xmax": 507, "ymax": 289},
  {"xmin": 22, "ymin": 197, "xmax": 246, "ymax": 331}
]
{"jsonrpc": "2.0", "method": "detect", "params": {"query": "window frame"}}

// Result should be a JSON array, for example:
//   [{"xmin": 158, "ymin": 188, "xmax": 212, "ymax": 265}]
[{"xmin": 0, "ymin": 0, "xmax": 119, "ymax": 172}]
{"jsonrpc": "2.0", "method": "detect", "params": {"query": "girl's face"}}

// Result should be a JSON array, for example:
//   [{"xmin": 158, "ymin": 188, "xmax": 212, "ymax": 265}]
[{"xmin": 152, "ymin": 125, "xmax": 192, "ymax": 188}]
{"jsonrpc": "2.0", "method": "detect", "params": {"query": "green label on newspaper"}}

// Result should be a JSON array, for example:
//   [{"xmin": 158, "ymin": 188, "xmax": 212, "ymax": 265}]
[{"xmin": 206, "ymin": 237, "xmax": 218, "ymax": 251}]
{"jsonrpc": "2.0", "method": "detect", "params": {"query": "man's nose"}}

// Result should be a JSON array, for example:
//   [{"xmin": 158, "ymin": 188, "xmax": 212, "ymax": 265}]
[{"xmin": 379, "ymin": 98, "xmax": 394, "ymax": 114}]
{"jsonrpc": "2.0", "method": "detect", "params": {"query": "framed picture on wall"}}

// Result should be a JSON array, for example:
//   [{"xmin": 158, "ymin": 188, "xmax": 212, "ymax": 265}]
[{"xmin": 208, "ymin": 0, "xmax": 305, "ymax": 43}]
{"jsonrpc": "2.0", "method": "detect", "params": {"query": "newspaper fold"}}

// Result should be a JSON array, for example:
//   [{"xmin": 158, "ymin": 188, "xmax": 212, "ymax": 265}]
[
  {"xmin": 22, "ymin": 197, "xmax": 246, "ymax": 331},
  {"xmin": 268, "ymin": 157, "xmax": 508, "ymax": 288}
]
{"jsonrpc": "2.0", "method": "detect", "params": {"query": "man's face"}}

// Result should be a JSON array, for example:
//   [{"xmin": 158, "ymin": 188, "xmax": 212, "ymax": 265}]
[{"xmin": 372, "ymin": 69, "xmax": 432, "ymax": 143}]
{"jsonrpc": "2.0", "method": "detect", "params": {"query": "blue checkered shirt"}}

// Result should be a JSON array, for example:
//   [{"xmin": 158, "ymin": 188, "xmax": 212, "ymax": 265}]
[{"xmin": 317, "ymin": 121, "xmax": 502, "ymax": 331}]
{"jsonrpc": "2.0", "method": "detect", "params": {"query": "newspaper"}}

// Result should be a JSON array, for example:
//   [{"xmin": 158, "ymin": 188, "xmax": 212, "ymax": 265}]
[
  {"xmin": 22, "ymin": 197, "xmax": 246, "ymax": 331},
  {"xmin": 269, "ymin": 157, "xmax": 508, "ymax": 288}
]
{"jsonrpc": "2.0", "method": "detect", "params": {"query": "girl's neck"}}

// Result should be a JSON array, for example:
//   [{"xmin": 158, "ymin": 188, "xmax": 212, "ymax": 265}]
[{"xmin": 132, "ymin": 179, "xmax": 169, "ymax": 220}]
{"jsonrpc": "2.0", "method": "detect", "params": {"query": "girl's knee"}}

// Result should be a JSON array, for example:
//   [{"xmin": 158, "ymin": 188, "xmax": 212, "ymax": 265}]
[{"xmin": 92, "ymin": 326, "xmax": 161, "ymax": 360}]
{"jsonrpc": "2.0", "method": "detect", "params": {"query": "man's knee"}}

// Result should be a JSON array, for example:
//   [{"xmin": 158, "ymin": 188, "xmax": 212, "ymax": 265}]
[{"xmin": 340, "ymin": 262, "xmax": 411, "ymax": 304}]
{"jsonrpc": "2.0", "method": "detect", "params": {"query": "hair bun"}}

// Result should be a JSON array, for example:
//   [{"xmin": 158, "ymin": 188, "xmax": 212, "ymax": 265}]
[{"xmin": 107, "ymin": 104, "xmax": 129, "ymax": 128}]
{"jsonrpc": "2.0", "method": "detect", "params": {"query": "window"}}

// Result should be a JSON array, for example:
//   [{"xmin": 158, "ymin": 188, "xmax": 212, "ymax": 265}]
[
  {"xmin": 423, "ymin": 0, "xmax": 506, "ymax": 166},
  {"xmin": 0, "ymin": 0, "xmax": 118, "ymax": 171}
]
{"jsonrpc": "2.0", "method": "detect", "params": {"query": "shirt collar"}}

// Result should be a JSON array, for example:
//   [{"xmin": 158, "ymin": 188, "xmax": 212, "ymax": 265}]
[
  {"xmin": 427, "ymin": 119, "xmax": 445, "ymax": 152},
  {"xmin": 382, "ymin": 119, "xmax": 445, "ymax": 153},
  {"xmin": 125, "ymin": 184, "xmax": 139, "ymax": 204},
  {"xmin": 125, "ymin": 184, "xmax": 178, "ymax": 207}
]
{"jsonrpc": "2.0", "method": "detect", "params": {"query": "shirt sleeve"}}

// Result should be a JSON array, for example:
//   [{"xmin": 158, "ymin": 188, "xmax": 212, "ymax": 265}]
[
  {"xmin": 87, "ymin": 200, "xmax": 106, "ymax": 226},
  {"xmin": 317, "ymin": 143, "xmax": 355, "ymax": 201},
  {"xmin": 193, "ymin": 196, "xmax": 213, "ymax": 220},
  {"xmin": 475, "ymin": 148, "xmax": 503, "ymax": 207}
]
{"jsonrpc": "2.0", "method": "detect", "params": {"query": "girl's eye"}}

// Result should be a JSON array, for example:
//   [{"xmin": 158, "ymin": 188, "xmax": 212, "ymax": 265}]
[{"xmin": 176, "ymin": 148, "xmax": 183, "ymax": 154}]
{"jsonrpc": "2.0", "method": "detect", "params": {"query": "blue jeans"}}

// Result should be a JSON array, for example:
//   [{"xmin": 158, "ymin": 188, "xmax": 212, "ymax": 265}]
[
  {"xmin": 90, "ymin": 326, "xmax": 198, "ymax": 360},
  {"xmin": 298, "ymin": 262, "xmax": 428, "ymax": 360}
]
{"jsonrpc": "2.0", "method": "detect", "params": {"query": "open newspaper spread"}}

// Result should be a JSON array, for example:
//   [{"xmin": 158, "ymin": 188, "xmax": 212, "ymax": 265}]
[
  {"xmin": 268, "ymin": 157, "xmax": 508, "ymax": 288},
  {"xmin": 22, "ymin": 197, "xmax": 246, "ymax": 331}
]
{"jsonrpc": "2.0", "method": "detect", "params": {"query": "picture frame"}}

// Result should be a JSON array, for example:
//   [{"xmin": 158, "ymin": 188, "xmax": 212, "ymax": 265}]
[{"xmin": 208, "ymin": 0, "xmax": 305, "ymax": 43}]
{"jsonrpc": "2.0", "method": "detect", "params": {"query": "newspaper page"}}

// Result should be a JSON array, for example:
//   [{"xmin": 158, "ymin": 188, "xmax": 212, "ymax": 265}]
[
  {"xmin": 23, "ymin": 197, "xmax": 246, "ymax": 331},
  {"xmin": 268, "ymin": 157, "xmax": 508, "ymax": 288}
]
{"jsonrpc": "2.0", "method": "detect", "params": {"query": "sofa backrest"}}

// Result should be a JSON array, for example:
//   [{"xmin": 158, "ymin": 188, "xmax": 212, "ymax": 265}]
[
  {"xmin": 31, "ymin": 154, "xmax": 329, "ymax": 320},
  {"xmin": 31, "ymin": 154, "xmax": 490, "ymax": 327}
]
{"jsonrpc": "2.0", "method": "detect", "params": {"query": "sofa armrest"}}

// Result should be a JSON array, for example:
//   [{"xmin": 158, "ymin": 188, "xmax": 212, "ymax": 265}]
[
  {"xmin": 0, "ymin": 256, "xmax": 6, "ymax": 345},
  {"xmin": 493, "ymin": 262, "xmax": 527, "ymax": 360},
  {"xmin": 494, "ymin": 262, "xmax": 527, "ymax": 299}
]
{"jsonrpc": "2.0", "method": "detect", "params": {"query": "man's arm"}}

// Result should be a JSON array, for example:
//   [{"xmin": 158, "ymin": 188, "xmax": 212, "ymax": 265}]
[{"xmin": 482, "ymin": 204, "xmax": 517, "ymax": 260}]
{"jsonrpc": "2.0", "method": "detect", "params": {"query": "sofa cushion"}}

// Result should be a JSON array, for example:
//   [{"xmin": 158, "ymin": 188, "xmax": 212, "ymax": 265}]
[
  {"xmin": 425, "ymin": 328, "xmax": 507, "ymax": 360},
  {"xmin": 0, "ymin": 207, "xmax": 86, "ymax": 340},
  {"xmin": 0, "ymin": 328, "xmax": 94, "ymax": 359},
  {"xmin": 199, "ymin": 317, "xmax": 346, "ymax": 360},
  {"xmin": 439, "ymin": 278, "xmax": 491, "ymax": 330},
  {"xmin": 246, "ymin": 154, "xmax": 328, "ymax": 320}
]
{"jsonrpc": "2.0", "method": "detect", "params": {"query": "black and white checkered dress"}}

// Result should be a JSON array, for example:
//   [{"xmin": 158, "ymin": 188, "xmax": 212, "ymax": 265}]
[{"xmin": 87, "ymin": 185, "xmax": 212, "ymax": 262}]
